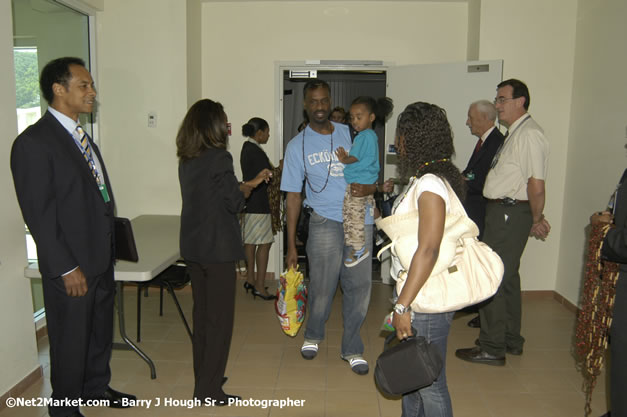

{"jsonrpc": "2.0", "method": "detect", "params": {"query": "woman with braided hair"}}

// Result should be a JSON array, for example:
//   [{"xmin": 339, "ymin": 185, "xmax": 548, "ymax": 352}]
[{"xmin": 390, "ymin": 102, "xmax": 465, "ymax": 417}]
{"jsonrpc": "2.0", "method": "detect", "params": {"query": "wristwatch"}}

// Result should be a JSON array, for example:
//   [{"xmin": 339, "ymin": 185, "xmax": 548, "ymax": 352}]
[{"xmin": 393, "ymin": 303, "xmax": 411, "ymax": 315}]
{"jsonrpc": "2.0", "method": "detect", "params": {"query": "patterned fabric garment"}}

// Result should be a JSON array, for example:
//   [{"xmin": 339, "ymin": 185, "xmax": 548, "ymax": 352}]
[
  {"xmin": 267, "ymin": 165, "xmax": 283, "ymax": 234},
  {"xmin": 342, "ymin": 186, "xmax": 374, "ymax": 250}
]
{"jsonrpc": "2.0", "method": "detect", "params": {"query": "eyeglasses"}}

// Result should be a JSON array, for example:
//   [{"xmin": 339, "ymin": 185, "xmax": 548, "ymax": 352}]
[{"xmin": 494, "ymin": 97, "xmax": 517, "ymax": 105}]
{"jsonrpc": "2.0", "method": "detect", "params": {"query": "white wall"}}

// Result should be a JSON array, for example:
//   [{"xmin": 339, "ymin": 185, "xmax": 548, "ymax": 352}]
[
  {"xmin": 202, "ymin": 1, "xmax": 468, "ymax": 177},
  {"xmin": 95, "ymin": 0, "xmax": 188, "ymax": 220},
  {"xmin": 478, "ymin": 0, "xmax": 578, "ymax": 297},
  {"xmin": 187, "ymin": 0, "xmax": 202, "ymax": 107},
  {"xmin": 0, "ymin": 0, "xmax": 41, "ymax": 397},
  {"xmin": 556, "ymin": 0, "xmax": 627, "ymax": 305}
]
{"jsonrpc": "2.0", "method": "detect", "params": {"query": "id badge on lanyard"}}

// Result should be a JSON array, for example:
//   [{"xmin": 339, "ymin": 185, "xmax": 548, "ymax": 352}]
[{"xmin": 99, "ymin": 182, "xmax": 111, "ymax": 203}]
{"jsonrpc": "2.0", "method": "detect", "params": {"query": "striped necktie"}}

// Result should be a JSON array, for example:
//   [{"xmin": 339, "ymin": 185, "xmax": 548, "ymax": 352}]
[{"xmin": 75, "ymin": 124, "xmax": 100, "ymax": 184}]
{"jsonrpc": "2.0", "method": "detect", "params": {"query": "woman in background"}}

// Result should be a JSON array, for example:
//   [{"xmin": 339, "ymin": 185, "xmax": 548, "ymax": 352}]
[
  {"xmin": 391, "ymin": 102, "xmax": 465, "ymax": 417},
  {"xmin": 240, "ymin": 117, "xmax": 281, "ymax": 300},
  {"xmin": 177, "ymin": 99, "xmax": 270, "ymax": 405}
]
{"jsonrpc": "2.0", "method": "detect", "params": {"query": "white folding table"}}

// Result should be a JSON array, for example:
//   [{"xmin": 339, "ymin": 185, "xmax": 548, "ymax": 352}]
[{"xmin": 25, "ymin": 214, "xmax": 181, "ymax": 379}]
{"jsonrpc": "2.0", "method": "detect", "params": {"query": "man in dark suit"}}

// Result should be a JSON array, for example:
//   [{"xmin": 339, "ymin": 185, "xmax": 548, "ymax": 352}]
[
  {"xmin": 462, "ymin": 100, "xmax": 504, "ymax": 239},
  {"xmin": 462, "ymin": 100, "xmax": 504, "ymax": 329},
  {"xmin": 591, "ymin": 168, "xmax": 627, "ymax": 417},
  {"xmin": 11, "ymin": 57, "xmax": 135, "ymax": 417}
]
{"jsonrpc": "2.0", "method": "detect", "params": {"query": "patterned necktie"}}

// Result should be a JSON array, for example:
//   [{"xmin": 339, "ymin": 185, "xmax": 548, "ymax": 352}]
[{"xmin": 75, "ymin": 124, "xmax": 100, "ymax": 184}]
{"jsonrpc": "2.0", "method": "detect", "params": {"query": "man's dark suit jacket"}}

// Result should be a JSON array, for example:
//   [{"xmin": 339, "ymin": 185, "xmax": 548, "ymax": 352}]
[
  {"xmin": 462, "ymin": 127, "xmax": 505, "ymax": 238},
  {"xmin": 11, "ymin": 110, "xmax": 115, "ymax": 280},
  {"xmin": 179, "ymin": 147, "xmax": 246, "ymax": 264}
]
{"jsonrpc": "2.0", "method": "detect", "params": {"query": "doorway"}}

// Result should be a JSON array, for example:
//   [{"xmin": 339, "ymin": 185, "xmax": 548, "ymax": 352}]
[
  {"xmin": 280, "ymin": 68, "xmax": 389, "ymax": 281},
  {"xmin": 274, "ymin": 60, "xmax": 503, "ymax": 283}
]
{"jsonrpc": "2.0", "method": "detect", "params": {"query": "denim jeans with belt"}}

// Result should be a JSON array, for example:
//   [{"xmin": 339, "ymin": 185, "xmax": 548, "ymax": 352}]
[
  {"xmin": 304, "ymin": 210, "xmax": 373, "ymax": 358},
  {"xmin": 401, "ymin": 311, "xmax": 454, "ymax": 417}
]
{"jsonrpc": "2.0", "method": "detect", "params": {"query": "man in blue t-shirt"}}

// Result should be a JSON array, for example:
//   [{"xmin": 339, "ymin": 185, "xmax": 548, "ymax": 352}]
[{"xmin": 281, "ymin": 80, "xmax": 375, "ymax": 375}]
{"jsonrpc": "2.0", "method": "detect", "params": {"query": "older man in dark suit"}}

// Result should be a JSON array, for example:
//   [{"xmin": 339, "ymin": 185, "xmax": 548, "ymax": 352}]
[
  {"xmin": 462, "ymin": 100, "xmax": 504, "ymax": 238},
  {"xmin": 462, "ymin": 100, "xmax": 504, "ymax": 328},
  {"xmin": 11, "ymin": 57, "xmax": 135, "ymax": 417}
]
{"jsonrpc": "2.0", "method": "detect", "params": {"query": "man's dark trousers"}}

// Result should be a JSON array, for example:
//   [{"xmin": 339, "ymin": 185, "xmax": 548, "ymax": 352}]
[{"xmin": 478, "ymin": 201, "xmax": 533, "ymax": 356}]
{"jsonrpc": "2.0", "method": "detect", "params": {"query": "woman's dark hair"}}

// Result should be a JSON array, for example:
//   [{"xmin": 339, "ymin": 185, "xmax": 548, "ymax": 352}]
[
  {"xmin": 396, "ymin": 102, "xmax": 465, "ymax": 200},
  {"xmin": 242, "ymin": 117, "xmax": 269, "ymax": 138},
  {"xmin": 351, "ymin": 96, "xmax": 394, "ymax": 128},
  {"xmin": 176, "ymin": 99, "xmax": 228, "ymax": 161},
  {"xmin": 498, "ymin": 78, "xmax": 530, "ymax": 110},
  {"xmin": 40, "ymin": 57, "xmax": 86, "ymax": 105}
]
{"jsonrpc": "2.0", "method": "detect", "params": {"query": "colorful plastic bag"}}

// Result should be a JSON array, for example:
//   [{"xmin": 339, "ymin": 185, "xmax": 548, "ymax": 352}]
[{"xmin": 275, "ymin": 267, "xmax": 307, "ymax": 337}]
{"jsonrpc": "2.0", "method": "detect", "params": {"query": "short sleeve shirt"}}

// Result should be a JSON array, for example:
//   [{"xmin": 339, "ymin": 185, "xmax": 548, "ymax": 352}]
[
  {"xmin": 483, "ymin": 114, "xmax": 549, "ymax": 200},
  {"xmin": 344, "ymin": 128, "xmax": 379, "ymax": 184},
  {"xmin": 281, "ymin": 122, "xmax": 373, "ymax": 224}
]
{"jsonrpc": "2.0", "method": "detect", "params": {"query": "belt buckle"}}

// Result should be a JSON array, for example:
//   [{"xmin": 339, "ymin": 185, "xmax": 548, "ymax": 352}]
[{"xmin": 502, "ymin": 197, "xmax": 517, "ymax": 206}]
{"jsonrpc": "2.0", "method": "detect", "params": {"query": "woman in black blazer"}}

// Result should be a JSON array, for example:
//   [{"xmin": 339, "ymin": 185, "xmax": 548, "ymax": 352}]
[{"xmin": 176, "ymin": 99, "xmax": 270, "ymax": 406}]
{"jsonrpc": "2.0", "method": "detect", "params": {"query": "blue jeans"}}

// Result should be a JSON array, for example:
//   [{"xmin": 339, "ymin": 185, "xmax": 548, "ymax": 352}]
[
  {"xmin": 401, "ymin": 311, "xmax": 454, "ymax": 417},
  {"xmin": 304, "ymin": 210, "xmax": 372, "ymax": 358}
]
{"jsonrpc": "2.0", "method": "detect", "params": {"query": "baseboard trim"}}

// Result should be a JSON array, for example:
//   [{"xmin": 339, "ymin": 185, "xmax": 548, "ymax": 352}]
[
  {"xmin": 0, "ymin": 366, "xmax": 43, "ymax": 413},
  {"xmin": 35, "ymin": 324, "xmax": 48, "ymax": 340},
  {"xmin": 521, "ymin": 290, "xmax": 579, "ymax": 314}
]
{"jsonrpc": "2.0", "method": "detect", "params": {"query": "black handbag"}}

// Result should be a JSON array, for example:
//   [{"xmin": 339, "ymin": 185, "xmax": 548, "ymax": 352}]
[
  {"xmin": 379, "ymin": 193, "xmax": 399, "ymax": 218},
  {"xmin": 374, "ymin": 330, "xmax": 443, "ymax": 396}
]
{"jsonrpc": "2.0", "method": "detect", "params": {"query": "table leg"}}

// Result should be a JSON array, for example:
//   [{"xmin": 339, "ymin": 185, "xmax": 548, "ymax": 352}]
[{"xmin": 112, "ymin": 281, "xmax": 156, "ymax": 379}]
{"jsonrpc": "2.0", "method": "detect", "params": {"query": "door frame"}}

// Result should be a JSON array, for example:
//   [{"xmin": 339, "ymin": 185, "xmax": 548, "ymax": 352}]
[{"xmin": 273, "ymin": 61, "xmax": 393, "ymax": 277}]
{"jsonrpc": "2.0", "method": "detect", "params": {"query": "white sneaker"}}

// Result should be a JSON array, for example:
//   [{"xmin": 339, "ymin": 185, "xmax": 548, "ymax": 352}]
[
  {"xmin": 341, "ymin": 355, "xmax": 369, "ymax": 375},
  {"xmin": 301, "ymin": 342, "xmax": 318, "ymax": 360}
]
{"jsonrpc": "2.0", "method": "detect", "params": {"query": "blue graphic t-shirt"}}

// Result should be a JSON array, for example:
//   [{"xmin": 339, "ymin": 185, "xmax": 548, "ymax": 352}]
[{"xmin": 281, "ymin": 122, "xmax": 373, "ymax": 224}]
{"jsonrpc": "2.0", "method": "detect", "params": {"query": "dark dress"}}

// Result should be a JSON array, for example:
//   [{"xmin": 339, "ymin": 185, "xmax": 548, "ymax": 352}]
[{"xmin": 240, "ymin": 140, "xmax": 271, "ymax": 214}]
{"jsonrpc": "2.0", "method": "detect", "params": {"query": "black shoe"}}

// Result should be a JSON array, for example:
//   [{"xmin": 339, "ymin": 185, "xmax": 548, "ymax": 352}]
[
  {"xmin": 455, "ymin": 346, "xmax": 505, "ymax": 366},
  {"xmin": 86, "ymin": 387, "xmax": 137, "ymax": 408},
  {"xmin": 467, "ymin": 316, "xmax": 481, "ymax": 328},
  {"xmin": 243, "ymin": 282, "xmax": 254, "ymax": 293},
  {"xmin": 252, "ymin": 288, "xmax": 276, "ymax": 300},
  {"xmin": 215, "ymin": 394, "xmax": 241, "ymax": 407},
  {"xmin": 507, "ymin": 346, "xmax": 523, "ymax": 355},
  {"xmin": 474, "ymin": 339, "xmax": 523, "ymax": 356}
]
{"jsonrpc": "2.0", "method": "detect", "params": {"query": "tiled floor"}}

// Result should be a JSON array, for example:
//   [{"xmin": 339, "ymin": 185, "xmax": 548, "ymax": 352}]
[{"xmin": 0, "ymin": 279, "xmax": 611, "ymax": 417}]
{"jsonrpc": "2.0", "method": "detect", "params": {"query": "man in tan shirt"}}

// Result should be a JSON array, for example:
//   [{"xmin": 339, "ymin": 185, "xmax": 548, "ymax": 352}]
[{"xmin": 456, "ymin": 79, "xmax": 550, "ymax": 366}]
